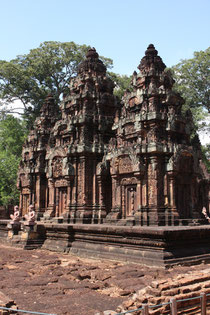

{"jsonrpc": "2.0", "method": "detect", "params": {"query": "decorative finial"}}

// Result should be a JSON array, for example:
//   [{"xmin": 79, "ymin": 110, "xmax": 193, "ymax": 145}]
[
  {"xmin": 138, "ymin": 44, "xmax": 166, "ymax": 73},
  {"xmin": 145, "ymin": 44, "xmax": 158, "ymax": 56},
  {"xmin": 86, "ymin": 47, "xmax": 99, "ymax": 59},
  {"xmin": 78, "ymin": 47, "xmax": 106, "ymax": 74}
]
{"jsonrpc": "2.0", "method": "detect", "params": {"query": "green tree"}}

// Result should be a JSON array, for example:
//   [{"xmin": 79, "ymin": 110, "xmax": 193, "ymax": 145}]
[
  {"xmin": 0, "ymin": 41, "xmax": 113, "ymax": 126},
  {"xmin": 171, "ymin": 47, "xmax": 210, "ymax": 130},
  {"xmin": 108, "ymin": 72, "xmax": 132, "ymax": 99},
  {"xmin": 0, "ymin": 115, "xmax": 26, "ymax": 205},
  {"xmin": 171, "ymin": 47, "xmax": 210, "ymax": 169}
]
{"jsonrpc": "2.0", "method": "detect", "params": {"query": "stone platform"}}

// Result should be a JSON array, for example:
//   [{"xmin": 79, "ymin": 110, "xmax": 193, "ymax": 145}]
[{"xmin": 1, "ymin": 219, "xmax": 210, "ymax": 267}]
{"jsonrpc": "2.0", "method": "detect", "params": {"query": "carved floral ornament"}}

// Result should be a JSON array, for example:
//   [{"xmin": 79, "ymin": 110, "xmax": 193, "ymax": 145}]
[
  {"xmin": 52, "ymin": 157, "xmax": 63, "ymax": 178},
  {"xmin": 20, "ymin": 174, "xmax": 31, "ymax": 188},
  {"xmin": 47, "ymin": 156, "xmax": 74, "ymax": 178},
  {"xmin": 110, "ymin": 155, "xmax": 144, "ymax": 175},
  {"xmin": 121, "ymin": 177, "xmax": 138, "ymax": 185}
]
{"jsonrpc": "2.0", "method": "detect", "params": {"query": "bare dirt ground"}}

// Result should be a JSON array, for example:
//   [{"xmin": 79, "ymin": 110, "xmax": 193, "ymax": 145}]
[{"xmin": 0, "ymin": 244, "xmax": 208, "ymax": 315}]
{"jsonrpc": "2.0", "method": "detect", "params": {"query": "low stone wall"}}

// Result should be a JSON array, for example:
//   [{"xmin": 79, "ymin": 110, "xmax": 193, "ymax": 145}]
[
  {"xmin": 1, "ymin": 220, "xmax": 210, "ymax": 267},
  {"xmin": 41, "ymin": 223, "xmax": 210, "ymax": 267}
]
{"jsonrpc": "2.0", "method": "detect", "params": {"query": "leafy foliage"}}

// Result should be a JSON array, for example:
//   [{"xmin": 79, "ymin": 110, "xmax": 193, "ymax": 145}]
[
  {"xmin": 0, "ymin": 115, "xmax": 26, "ymax": 205},
  {"xmin": 108, "ymin": 72, "xmax": 132, "ymax": 99},
  {"xmin": 0, "ymin": 41, "xmax": 113, "ymax": 127},
  {"xmin": 171, "ymin": 47, "xmax": 210, "ymax": 112},
  {"xmin": 171, "ymin": 47, "xmax": 210, "ymax": 132},
  {"xmin": 170, "ymin": 47, "xmax": 210, "ymax": 169}
]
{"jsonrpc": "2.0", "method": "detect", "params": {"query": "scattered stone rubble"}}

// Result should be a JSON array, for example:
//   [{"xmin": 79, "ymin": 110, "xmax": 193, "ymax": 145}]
[
  {"xmin": 107, "ymin": 269, "xmax": 210, "ymax": 314},
  {"xmin": 0, "ymin": 291, "xmax": 17, "ymax": 315},
  {"xmin": 1, "ymin": 244, "xmax": 210, "ymax": 315}
]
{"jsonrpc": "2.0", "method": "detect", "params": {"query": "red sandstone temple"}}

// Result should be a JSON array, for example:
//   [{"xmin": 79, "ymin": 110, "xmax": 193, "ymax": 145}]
[{"xmin": 17, "ymin": 45, "xmax": 209, "ymax": 226}]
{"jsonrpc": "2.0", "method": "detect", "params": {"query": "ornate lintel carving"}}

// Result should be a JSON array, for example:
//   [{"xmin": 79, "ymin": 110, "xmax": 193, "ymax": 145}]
[{"xmin": 121, "ymin": 177, "xmax": 138, "ymax": 185}]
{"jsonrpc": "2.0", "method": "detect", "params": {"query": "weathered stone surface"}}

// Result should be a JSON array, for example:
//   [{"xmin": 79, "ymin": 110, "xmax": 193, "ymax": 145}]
[
  {"xmin": 2, "ymin": 244, "xmax": 210, "ymax": 315},
  {"xmin": 16, "ymin": 44, "xmax": 209, "ymax": 227},
  {"xmin": 0, "ymin": 290, "xmax": 17, "ymax": 314},
  {"xmin": 116, "ymin": 267, "xmax": 210, "ymax": 314},
  {"xmin": 39, "ymin": 222, "xmax": 210, "ymax": 266}
]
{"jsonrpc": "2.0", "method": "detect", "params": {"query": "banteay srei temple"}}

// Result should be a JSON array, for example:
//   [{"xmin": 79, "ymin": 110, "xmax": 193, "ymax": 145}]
[{"xmin": 17, "ymin": 44, "xmax": 209, "ymax": 227}]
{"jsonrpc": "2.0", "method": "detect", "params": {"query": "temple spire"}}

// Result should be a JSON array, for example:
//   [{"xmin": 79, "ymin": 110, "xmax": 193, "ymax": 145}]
[
  {"xmin": 138, "ymin": 43, "xmax": 166, "ymax": 74},
  {"xmin": 86, "ymin": 47, "xmax": 99, "ymax": 59},
  {"xmin": 77, "ymin": 47, "xmax": 106, "ymax": 74}
]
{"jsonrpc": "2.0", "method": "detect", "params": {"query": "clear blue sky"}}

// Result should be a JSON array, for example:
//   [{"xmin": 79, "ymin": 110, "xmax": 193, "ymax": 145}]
[{"xmin": 0, "ymin": 0, "xmax": 209, "ymax": 75}]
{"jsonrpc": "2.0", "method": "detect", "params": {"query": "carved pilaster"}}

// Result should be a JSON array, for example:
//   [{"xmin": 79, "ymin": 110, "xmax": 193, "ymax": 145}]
[{"xmin": 35, "ymin": 174, "xmax": 41, "ymax": 212}]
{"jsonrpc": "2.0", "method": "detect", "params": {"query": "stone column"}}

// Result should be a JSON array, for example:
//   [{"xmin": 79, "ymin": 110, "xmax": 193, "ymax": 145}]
[
  {"xmin": 148, "ymin": 158, "xmax": 158, "ymax": 207},
  {"xmin": 121, "ymin": 185, "xmax": 125, "ymax": 218},
  {"xmin": 59, "ymin": 189, "xmax": 63, "ymax": 216},
  {"xmin": 169, "ymin": 175, "xmax": 176, "ymax": 208},
  {"xmin": 137, "ymin": 181, "xmax": 141, "ymax": 207},
  {"xmin": 98, "ymin": 176, "xmax": 104, "ymax": 206},
  {"xmin": 72, "ymin": 159, "xmax": 77, "ymax": 205},
  {"xmin": 55, "ymin": 187, "xmax": 59, "ymax": 217},
  {"xmin": 142, "ymin": 180, "xmax": 147, "ymax": 207},
  {"xmin": 168, "ymin": 172, "xmax": 179, "ymax": 223},
  {"xmin": 35, "ymin": 174, "xmax": 41, "ymax": 213},
  {"xmin": 79, "ymin": 157, "xmax": 86, "ymax": 206},
  {"xmin": 48, "ymin": 179, "xmax": 55, "ymax": 207},
  {"xmin": 111, "ymin": 176, "xmax": 117, "ymax": 209},
  {"xmin": 92, "ymin": 160, "xmax": 96, "ymax": 205}
]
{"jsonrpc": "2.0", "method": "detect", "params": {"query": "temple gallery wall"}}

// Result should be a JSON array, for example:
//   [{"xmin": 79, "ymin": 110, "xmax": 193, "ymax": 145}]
[{"xmin": 17, "ymin": 44, "xmax": 209, "ymax": 227}]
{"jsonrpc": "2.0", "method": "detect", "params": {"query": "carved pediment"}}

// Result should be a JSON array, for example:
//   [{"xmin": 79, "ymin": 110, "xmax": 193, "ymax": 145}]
[
  {"xmin": 55, "ymin": 179, "xmax": 68, "ymax": 187},
  {"xmin": 119, "ymin": 157, "xmax": 133, "ymax": 174},
  {"xmin": 47, "ymin": 156, "xmax": 74, "ymax": 178},
  {"xmin": 121, "ymin": 177, "xmax": 138, "ymax": 185},
  {"xmin": 52, "ymin": 157, "xmax": 63, "ymax": 178},
  {"xmin": 110, "ymin": 154, "xmax": 144, "ymax": 175},
  {"xmin": 20, "ymin": 175, "xmax": 31, "ymax": 187}
]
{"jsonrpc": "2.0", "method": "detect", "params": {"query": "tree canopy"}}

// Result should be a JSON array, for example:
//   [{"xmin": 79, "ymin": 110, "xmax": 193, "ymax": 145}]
[
  {"xmin": 0, "ymin": 115, "xmax": 26, "ymax": 205},
  {"xmin": 108, "ymin": 72, "xmax": 132, "ymax": 99},
  {"xmin": 171, "ymin": 47, "xmax": 210, "ymax": 113},
  {"xmin": 0, "ymin": 41, "xmax": 113, "ymax": 126},
  {"xmin": 171, "ymin": 47, "xmax": 210, "ymax": 132},
  {"xmin": 170, "ymin": 47, "xmax": 210, "ymax": 170}
]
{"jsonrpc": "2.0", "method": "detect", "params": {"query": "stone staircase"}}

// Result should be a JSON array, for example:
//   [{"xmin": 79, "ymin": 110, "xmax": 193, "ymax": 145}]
[{"xmin": 116, "ymin": 269, "xmax": 210, "ymax": 314}]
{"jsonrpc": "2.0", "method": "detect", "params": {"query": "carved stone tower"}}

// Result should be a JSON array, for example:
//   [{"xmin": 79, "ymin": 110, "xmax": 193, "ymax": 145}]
[
  {"xmin": 103, "ymin": 44, "xmax": 209, "ymax": 225},
  {"xmin": 43, "ymin": 48, "xmax": 119, "ymax": 222},
  {"xmin": 17, "ymin": 45, "xmax": 209, "ymax": 226},
  {"xmin": 17, "ymin": 95, "xmax": 60, "ymax": 217}
]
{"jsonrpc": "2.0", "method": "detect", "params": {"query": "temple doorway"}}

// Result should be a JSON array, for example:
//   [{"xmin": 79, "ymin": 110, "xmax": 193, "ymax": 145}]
[
  {"xmin": 126, "ymin": 185, "xmax": 137, "ymax": 216},
  {"xmin": 58, "ymin": 187, "xmax": 67, "ymax": 217}
]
